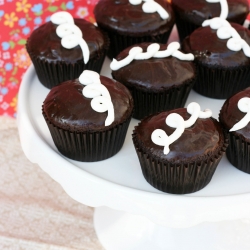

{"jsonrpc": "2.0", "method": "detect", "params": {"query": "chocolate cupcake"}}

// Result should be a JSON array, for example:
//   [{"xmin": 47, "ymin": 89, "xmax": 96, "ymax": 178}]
[
  {"xmin": 111, "ymin": 42, "xmax": 196, "ymax": 120},
  {"xmin": 26, "ymin": 11, "xmax": 109, "ymax": 89},
  {"xmin": 172, "ymin": 0, "xmax": 249, "ymax": 42},
  {"xmin": 182, "ymin": 21, "xmax": 250, "ymax": 99},
  {"xmin": 94, "ymin": 0, "xmax": 175, "ymax": 58},
  {"xmin": 42, "ymin": 70, "xmax": 133, "ymax": 162},
  {"xmin": 133, "ymin": 102, "xmax": 228, "ymax": 194},
  {"xmin": 219, "ymin": 87, "xmax": 250, "ymax": 173}
]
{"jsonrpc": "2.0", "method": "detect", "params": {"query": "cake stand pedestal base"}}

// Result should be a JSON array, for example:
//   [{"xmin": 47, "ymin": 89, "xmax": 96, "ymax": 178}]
[{"xmin": 94, "ymin": 207, "xmax": 250, "ymax": 250}]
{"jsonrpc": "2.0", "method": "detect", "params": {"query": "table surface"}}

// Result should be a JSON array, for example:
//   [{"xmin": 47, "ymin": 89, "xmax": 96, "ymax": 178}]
[{"xmin": 0, "ymin": 116, "xmax": 103, "ymax": 250}]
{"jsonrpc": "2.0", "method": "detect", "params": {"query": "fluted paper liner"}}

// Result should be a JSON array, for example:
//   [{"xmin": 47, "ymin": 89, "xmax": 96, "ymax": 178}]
[
  {"xmin": 132, "ymin": 128, "xmax": 228, "ymax": 194},
  {"xmin": 175, "ymin": 15, "xmax": 199, "ymax": 42},
  {"xmin": 42, "ymin": 110, "xmax": 132, "ymax": 162},
  {"xmin": 98, "ymin": 25, "xmax": 173, "ymax": 59},
  {"xmin": 121, "ymin": 78, "xmax": 195, "ymax": 120},
  {"xmin": 193, "ymin": 62, "xmax": 250, "ymax": 99},
  {"xmin": 226, "ymin": 132, "xmax": 250, "ymax": 174}
]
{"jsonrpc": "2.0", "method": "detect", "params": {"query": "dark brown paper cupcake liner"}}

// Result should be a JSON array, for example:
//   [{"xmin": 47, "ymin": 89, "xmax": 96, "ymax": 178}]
[
  {"xmin": 226, "ymin": 132, "xmax": 250, "ymax": 174},
  {"xmin": 98, "ymin": 25, "xmax": 173, "ymax": 59},
  {"xmin": 132, "ymin": 130, "xmax": 228, "ymax": 194},
  {"xmin": 175, "ymin": 15, "xmax": 199, "ymax": 43},
  {"xmin": 42, "ymin": 110, "xmax": 132, "ymax": 162},
  {"xmin": 193, "ymin": 62, "xmax": 250, "ymax": 99},
  {"xmin": 27, "ymin": 50, "xmax": 107, "ymax": 89},
  {"xmin": 121, "ymin": 79, "xmax": 195, "ymax": 120},
  {"xmin": 26, "ymin": 33, "xmax": 110, "ymax": 89}
]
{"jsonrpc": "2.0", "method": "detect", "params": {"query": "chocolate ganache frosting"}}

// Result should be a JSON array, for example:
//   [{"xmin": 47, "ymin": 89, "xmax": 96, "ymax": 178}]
[
  {"xmin": 27, "ymin": 19, "xmax": 107, "ymax": 63},
  {"xmin": 172, "ymin": 0, "xmax": 249, "ymax": 26},
  {"xmin": 134, "ymin": 108, "xmax": 225, "ymax": 164},
  {"xmin": 220, "ymin": 87, "xmax": 250, "ymax": 142},
  {"xmin": 43, "ymin": 76, "xmax": 133, "ymax": 132},
  {"xmin": 94, "ymin": 0, "xmax": 175, "ymax": 36},
  {"xmin": 112, "ymin": 43, "xmax": 195, "ymax": 91},
  {"xmin": 182, "ymin": 23, "xmax": 250, "ymax": 68}
]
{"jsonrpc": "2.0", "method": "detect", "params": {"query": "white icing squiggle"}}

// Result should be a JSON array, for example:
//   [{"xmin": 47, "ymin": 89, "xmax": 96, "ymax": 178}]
[
  {"xmin": 110, "ymin": 42, "xmax": 194, "ymax": 71},
  {"xmin": 202, "ymin": 17, "xmax": 250, "ymax": 57},
  {"xmin": 202, "ymin": 0, "xmax": 250, "ymax": 57},
  {"xmin": 151, "ymin": 114, "xmax": 185, "ymax": 155},
  {"xmin": 79, "ymin": 70, "xmax": 114, "ymax": 126},
  {"xmin": 185, "ymin": 102, "xmax": 212, "ymax": 128},
  {"xmin": 230, "ymin": 97, "xmax": 250, "ymax": 132},
  {"xmin": 51, "ymin": 11, "xmax": 90, "ymax": 64},
  {"xmin": 151, "ymin": 102, "xmax": 212, "ymax": 155},
  {"xmin": 206, "ymin": 0, "xmax": 228, "ymax": 19},
  {"xmin": 129, "ymin": 0, "xmax": 169, "ymax": 19}
]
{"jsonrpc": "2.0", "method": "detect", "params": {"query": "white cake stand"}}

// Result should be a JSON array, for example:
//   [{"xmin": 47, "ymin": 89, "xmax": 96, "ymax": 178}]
[{"xmin": 17, "ymin": 58, "xmax": 250, "ymax": 250}]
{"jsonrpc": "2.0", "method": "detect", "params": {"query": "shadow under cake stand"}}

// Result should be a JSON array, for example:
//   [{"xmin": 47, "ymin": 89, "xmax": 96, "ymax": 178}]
[{"xmin": 17, "ymin": 59, "xmax": 250, "ymax": 250}]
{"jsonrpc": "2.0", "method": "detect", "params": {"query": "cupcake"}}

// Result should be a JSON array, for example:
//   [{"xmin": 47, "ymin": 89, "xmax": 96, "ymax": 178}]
[
  {"xmin": 172, "ymin": 0, "xmax": 249, "ymax": 42},
  {"xmin": 42, "ymin": 70, "xmax": 133, "ymax": 162},
  {"xmin": 94, "ymin": 0, "xmax": 175, "ymax": 58},
  {"xmin": 219, "ymin": 87, "xmax": 250, "ymax": 173},
  {"xmin": 182, "ymin": 21, "xmax": 250, "ymax": 99},
  {"xmin": 26, "ymin": 11, "xmax": 109, "ymax": 89},
  {"xmin": 133, "ymin": 102, "xmax": 228, "ymax": 194},
  {"xmin": 111, "ymin": 42, "xmax": 196, "ymax": 120}
]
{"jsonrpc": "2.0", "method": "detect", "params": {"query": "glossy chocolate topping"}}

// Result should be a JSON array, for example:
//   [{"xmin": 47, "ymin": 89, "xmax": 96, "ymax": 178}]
[
  {"xmin": 182, "ymin": 23, "xmax": 250, "ymax": 68},
  {"xmin": 219, "ymin": 87, "xmax": 250, "ymax": 142},
  {"xmin": 134, "ymin": 108, "xmax": 224, "ymax": 163},
  {"xmin": 172, "ymin": 0, "xmax": 249, "ymax": 26},
  {"xmin": 112, "ymin": 43, "xmax": 196, "ymax": 90},
  {"xmin": 94, "ymin": 0, "xmax": 175, "ymax": 36},
  {"xmin": 43, "ymin": 76, "xmax": 133, "ymax": 132},
  {"xmin": 27, "ymin": 19, "xmax": 107, "ymax": 63}
]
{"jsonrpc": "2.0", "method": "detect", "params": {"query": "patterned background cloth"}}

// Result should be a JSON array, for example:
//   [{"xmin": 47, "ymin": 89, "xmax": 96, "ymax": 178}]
[
  {"xmin": 0, "ymin": 115, "xmax": 104, "ymax": 249},
  {"xmin": 0, "ymin": 0, "xmax": 98, "ymax": 118}
]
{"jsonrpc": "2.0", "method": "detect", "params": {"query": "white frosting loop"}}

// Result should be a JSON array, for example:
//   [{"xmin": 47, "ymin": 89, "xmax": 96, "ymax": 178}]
[
  {"xmin": 110, "ymin": 42, "xmax": 194, "ymax": 71},
  {"xmin": 202, "ymin": 17, "xmax": 230, "ymax": 29},
  {"xmin": 56, "ymin": 23, "xmax": 82, "ymax": 38},
  {"xmin": 227, "ymin": 37, "xmax": 244, "ymax": 52},
  {"xmin": 165, "ymin": 113, "xmax": 185, "ymax": 144},
  {"xmin": 50, "ymin": 11, "xmax": 74, "ymax": 25},
  {"xmin": 230, "ymin": 97, "xmax": 250, "ymax": 132},
  {"xmin": 129, "ymin": 0, "xmax": 169, "ymax": 19},
  {"xmin": 83, "ymin": 83, "xmax": 111, "ymax": 100},
  {"xmin": 186, "ymin": 102, "xmax": 212, "ymax": 128},
  {"xmin": 135, "ymin": 43, "xmax": 160, "ymax": 60},
  {"xmin": 151, "ymin": 129, "xmax": 170, "ymax": 154},
  {"xmin": 91, "ymin": 96, "xmax": 114, "ymax": 126},
  {"xmin": 79, "ymin": 70, "xmax": 114, "ymax": 126},
  {"xmin": 51, "ymin": 11, "xmax": 90, "ymax": 64},
  {"xmin": 151, "ymin": 114, "xmax": 185, "ymax": 155},
  {"xmin": 217, "ymin": 26, "xmax": 232, "ymax": 39},
  {"xmin": 202, "ymin": 17, "xmax": 250, "ymax": 57},
  {"xmin": 110, "ymin": 47, "xmax": 142, "ymax": 71},
  {"xmin": 151, "ymin": 102, "xmax": 212, "ymax": 155},
  {"xmin": 202, "ymin": 1, "xmax": 250, "ymax": 57},
  {"xmin": 79, "ymin": 70, "xmax": 100, "ymax": 85}
]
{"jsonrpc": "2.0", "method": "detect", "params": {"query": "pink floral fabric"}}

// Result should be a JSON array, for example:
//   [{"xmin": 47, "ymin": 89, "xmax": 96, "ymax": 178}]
[{"xmin": 0, "ymin": 0, "xmax": 98, "ymax": 117}]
